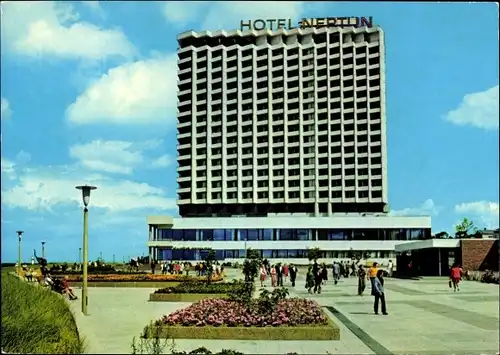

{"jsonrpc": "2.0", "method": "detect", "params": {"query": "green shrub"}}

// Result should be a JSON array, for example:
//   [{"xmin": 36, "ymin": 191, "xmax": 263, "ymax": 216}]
[
  {"xmin": 155, "ymin": 280, "xmax": 245, "ymax": 294},
  {"xmin": 1, "ymin": 273, "xmax": 85, "ymax": 354}
]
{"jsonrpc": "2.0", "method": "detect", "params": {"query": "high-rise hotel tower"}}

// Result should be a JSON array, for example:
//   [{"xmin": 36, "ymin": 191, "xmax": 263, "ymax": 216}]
[
  {"xmin": 146, "ymin": 25, "xmax": 431, "ymax": 264},
  {"xmin": 176, "ymin": 26, "xmax": 388, "ymax": 217}
]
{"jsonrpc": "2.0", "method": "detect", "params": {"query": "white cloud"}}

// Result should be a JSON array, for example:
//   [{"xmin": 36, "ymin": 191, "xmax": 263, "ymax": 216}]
[
  {"xmin": 444, "ymin": 85, "xmax": 499, "ymax": 130},
  {"xmin": 1, "ymin": 158, "xmax": 16, "ymax": 180},
  {"xmin": 2, "ymin": 163, "xmax": 177, "ymax": 212},
  {"xmin": 389, "ymin": 199, "xmax": 440, "ymax": 217},
  {"xmin": 163, "ymin": 1, "xmax": 316, "ymax": 31},
  {"xmin": 1, "ymin": 97, "xmax": 12, "ymax": 120},
  {"xmin": 69, "ymin": 139, "xmax": 170, "ymax": 175},
  {"xmin": 65, "ymin": 55, "xmax": 178, "ymax": 125},
  {"xmin": 1, "ymin": 1, "xmax": 135, "ymax": 60},
  {"xmin": 162, "ymin": 1, "xmax": 206, "ymax": 27},
  {"xmin": 151, "ymin": 154, "xmax": 171, "ymax": 168},
  {"xmin": 82, "ymin": 1, "xmax": 105, "ymax": 18},
  {"xmin": 454, "ymin": 201, "xmax": 499, "ymax": 229},
  {"xmin": 15, "ymin": 150, "xmax": 31, "ymax": 164}
]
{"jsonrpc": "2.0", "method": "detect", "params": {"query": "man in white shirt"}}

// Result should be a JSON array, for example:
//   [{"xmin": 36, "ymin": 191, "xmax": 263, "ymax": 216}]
[{"xmin": 388, "ymin": 260, "xmax": 394, "ymax": 277}]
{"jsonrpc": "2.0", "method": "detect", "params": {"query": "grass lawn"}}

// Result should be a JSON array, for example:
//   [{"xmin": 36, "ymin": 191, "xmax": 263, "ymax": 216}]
[{"xmin": 1, "ymin": 273, "xmax": 85, "ymax": 354}]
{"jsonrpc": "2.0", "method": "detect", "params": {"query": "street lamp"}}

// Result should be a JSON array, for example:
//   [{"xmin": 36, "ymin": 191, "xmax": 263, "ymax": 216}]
[
  {"xmin": 41, "ymin": 241, "xmax": 46, "ymax": 259},
  {"xmin": 16, "ymin": 231, "xmax": 24, "ymax": 275},
  {"xmin": 76, "ymin": 184, "xmax": 97, "ymax": 316},
  {"xmin": 79, "ymin": 247, "xmax": 82, "ymax": 264}
]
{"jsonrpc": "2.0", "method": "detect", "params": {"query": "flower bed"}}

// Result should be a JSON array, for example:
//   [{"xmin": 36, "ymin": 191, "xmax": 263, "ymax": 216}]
[
  {"xmin": 147, "ymin": 298, "xmax": 339, "ymax": 340},
  {"xmin": 150, "ymin": 281, "xmax": 244, "ymax": 302},
  {"xmin": 149, "ymin": 293, "xmax": 227, "ymax": 302},
  {"xmin": 64, "ymin": 274, "xmax": 223, "ymax": 283}
]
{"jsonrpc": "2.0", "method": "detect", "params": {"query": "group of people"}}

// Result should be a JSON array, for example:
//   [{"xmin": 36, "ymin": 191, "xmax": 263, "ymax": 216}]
[
  {"xmin": 259, "ymin": 262, "xmax": 299, "ymax": 287},
  {"xmin": 156, "ymin": 261, "xmax": 226, "ymax": 278},
  {"xmin": 19, "ymin": 265, "xmax": 78, "ymax": 301}
]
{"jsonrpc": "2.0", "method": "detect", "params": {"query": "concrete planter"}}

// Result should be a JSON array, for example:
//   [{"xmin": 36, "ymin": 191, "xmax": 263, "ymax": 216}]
[
  {"xmin": 149, "ymin": 293, "xmax": 227, "ymax": 302},
  {"xmin": 145, "ymin": 318, "xmax": 340, "ymax": 340}
]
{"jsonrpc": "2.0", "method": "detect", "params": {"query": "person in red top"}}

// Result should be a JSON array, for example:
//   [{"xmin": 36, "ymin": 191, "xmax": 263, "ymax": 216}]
[{"xmin": 449, "ymin": 264, "xmax": 463, "ymax": 292}]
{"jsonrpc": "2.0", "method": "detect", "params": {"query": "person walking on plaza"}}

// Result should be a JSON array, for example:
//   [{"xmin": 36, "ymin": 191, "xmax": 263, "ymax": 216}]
[
  {"xmin": 276, "ymin": 263, "xmax": 284, "ymax": 287},
  {"xmin": 306, "ymin": 266, "xmax": 315, "ymax": 294},
  {"xmin": 368, "ymin": 262, "xmax": 379, "ymax": 295},
  {"xmin": 372, "ymin": 269, "xmax": 388, "ymax": 315},
  {"xmin": 283, "ymin": 264, "xmax": 289, "ymax": 284},
  {"xmin": 150, "ymin": 260, "xmax": 156, "ymax": 275},
  {"xmin": 332, "ymin": 262, "xmax": 340, "ymax": 285},
  {"xmin": 270, "ymin": 265, "xmax": 277, "ymax": 287},
  {"xmin": 357, "ymin": 264, "xmax": 366, "ymax": 296},
  {"xmin": 449, "ymin": 263, "xmax": 463, "ymax": 292},
  {"xmin": 289, "ymin": 264, "xmax": 297, "ymax": 287},
  {"xmin": 259, "ymin": 264, "xmax": 267, "ymax": 287},
  {"xmin": 388, "ymin": 260, "xmax": 394, "ymax": 277},
  {"xmin": 313, "ymin": 263, "xmax": 323, "ymax": 294},
  {"xmin": 321, "ymin": 264, "xmax": 328, "ymax": 285}
]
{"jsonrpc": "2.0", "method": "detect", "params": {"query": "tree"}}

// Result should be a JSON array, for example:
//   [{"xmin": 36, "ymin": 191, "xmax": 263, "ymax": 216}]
[
  {"xmin": 204, "ymin": 249, "xmax": 216, "ymax": 285},
  {"xmin": 434, "ymin": 231, "xmax": 450, "ymax": 239},
  {"xmin": 455, "ymin": 217, "xmax": 477, "ymax": 238},
  {"xmin": 307, "ymin": 247, "xmax": 322, "ymax": 262}
]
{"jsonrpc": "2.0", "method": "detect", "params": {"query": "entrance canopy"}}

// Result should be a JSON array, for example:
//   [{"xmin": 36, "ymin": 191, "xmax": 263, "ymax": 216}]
[{"xmin": 395, "ymin": 239, "xmax": 460, "ymax": 252}]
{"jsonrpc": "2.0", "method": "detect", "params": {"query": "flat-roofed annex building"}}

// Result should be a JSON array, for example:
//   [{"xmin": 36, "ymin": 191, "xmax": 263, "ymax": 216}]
[
  {"xmin": 146, "ymin": 215, "xmax": 431, "ymax": 265},
  {"xmin": 176, "ymin": 25, "xmax": 388, "ymax": 218}
]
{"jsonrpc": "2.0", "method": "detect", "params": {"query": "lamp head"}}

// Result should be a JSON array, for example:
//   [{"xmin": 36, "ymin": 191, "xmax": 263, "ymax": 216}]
[
  {"xmin": 41, "ymin": 241, "xmax": 46, "ymax": 246},
  {"xmin": 76, "ymin": 185, "xmax": 97, "ymax": 207},
  {"xmin": 16, "ymin": 230, "xmax": 24, "ymax": 238}
]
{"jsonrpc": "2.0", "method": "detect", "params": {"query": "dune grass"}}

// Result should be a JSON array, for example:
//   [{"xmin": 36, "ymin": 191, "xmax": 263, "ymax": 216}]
[{"xmin": 1, "ymin": 273, "xmax": 85, "ymax": 354}]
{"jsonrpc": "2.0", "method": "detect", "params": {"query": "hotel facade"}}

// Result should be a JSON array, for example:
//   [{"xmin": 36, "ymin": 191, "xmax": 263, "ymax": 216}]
[{"xmin": 147, "ymin": 24, "xmax": 432, "ymax": 265}]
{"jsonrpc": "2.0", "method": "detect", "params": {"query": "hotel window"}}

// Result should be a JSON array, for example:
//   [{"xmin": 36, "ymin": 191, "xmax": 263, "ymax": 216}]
[
  {"xmin": 184, "ymin": 230, "xmax": 197, "ymax": 241},
  {"xmin": 213, "ymin": 229, "xmax": 234, "ymax": 241},
  {"xmin": 201, "ymin": 229, "xmax": 214, "ymax": 241}
]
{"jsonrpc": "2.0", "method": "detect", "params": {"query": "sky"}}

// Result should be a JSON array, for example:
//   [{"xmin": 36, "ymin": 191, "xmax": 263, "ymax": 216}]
[{"xmin": 1, "ymin": 1, "xmax": 498, "ymax": 263}]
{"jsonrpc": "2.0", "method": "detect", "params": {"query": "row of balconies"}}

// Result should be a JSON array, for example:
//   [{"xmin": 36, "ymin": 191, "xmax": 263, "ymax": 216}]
[
  {"xmin": 177, "ymin": 194, "xmax": 385, "ymax": 205},
  {"xmin": 177, "ymin": 40, "xmax": 380, "ymax": 67}
]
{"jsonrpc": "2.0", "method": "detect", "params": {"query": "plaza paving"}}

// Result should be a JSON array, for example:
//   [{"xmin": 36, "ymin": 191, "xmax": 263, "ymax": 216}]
[{"xmin": 69, "ymin": 269, "xmax": 499, "ymax": 354}]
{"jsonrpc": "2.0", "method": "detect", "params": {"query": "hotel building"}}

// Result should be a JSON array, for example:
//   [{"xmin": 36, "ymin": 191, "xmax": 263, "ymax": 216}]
[{"xmin": 146, "ymin": 24, "xmax": 432, "ymax": 264}]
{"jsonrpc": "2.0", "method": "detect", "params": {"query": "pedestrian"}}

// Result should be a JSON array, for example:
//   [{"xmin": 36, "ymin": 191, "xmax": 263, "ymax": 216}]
[
  {"xmin": 259, "ymin": 264, "xmax": 267, "ymax": 287},
  {"xmin": 372, "ymin": 269, "xmax": 388, "ymax": 315},
  {"xmin": 388, "ymin": 260, "xmax": 394, "ymax": 277},
  {"xmin": 150, "ymin": 260, "xmax": 156, "ymax": 275},
  {"xmin": 321, "ymin": 264, "xmax": 328, "ymax": 285},
  {"xmin": 270, "ymin": 265, "xmax": 277, "ymax": 287},
  {"xmin": 289, "ymin": 264, "xmax": 297, "ymax": 287},
  {"xmin": 332, "ymin": 262, "xmax": 340, "ymax": 285},
  {"xmin": 357, "ymin": 264, "xmax": 366, "ymax": 296},
  {"xmin": 368, "ymin": 262, "xmax": 379, "ymax": 295},
  {"xmin": 313, "ymin": 263, "xmax": 323, "ymax": 294},
  {"xmin": 339, "ymin": 261, "xmax": 345, "ymax": 278},
  {"xmin": 283, "ymin": 264, "xmax": 289, "ymax": 283},
  {"xmin": 276, "ymin": 263, "xmax": 283, "ymax": 287},
  {"xmin": 449, "ymin": 263, "xmax": 462, "ymax": 292},
  {"xmin": 306, "ymin": 266, "xmax": 314, "ymax": 294}
]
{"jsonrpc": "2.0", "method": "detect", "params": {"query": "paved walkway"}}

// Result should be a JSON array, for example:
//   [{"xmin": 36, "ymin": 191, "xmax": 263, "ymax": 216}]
[{"xmin": 69, "ymin": 269, "xmax": 499, "ymax": 354}]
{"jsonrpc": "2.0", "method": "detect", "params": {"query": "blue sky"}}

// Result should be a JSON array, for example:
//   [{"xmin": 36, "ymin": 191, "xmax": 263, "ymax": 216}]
[{"xmin": 1, "ymin": 1, "xmax": 498, "ymax": 263}]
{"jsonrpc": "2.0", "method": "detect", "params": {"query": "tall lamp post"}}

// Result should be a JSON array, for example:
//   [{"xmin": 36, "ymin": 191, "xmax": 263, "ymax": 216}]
[
  {"xmin": 79, "ymin": 247, "xmax": 82, "ymax": 264},
  {"xmin": 16, "ymin": 231, "xmax": 24, "ymax": 275},
  {"xmin": 76, "ymin": 185, "xmax": 97, "ymax": 316},
  {"xmin": 41, "ymin": 241, "xmax": 46, "ymax": 259}
]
